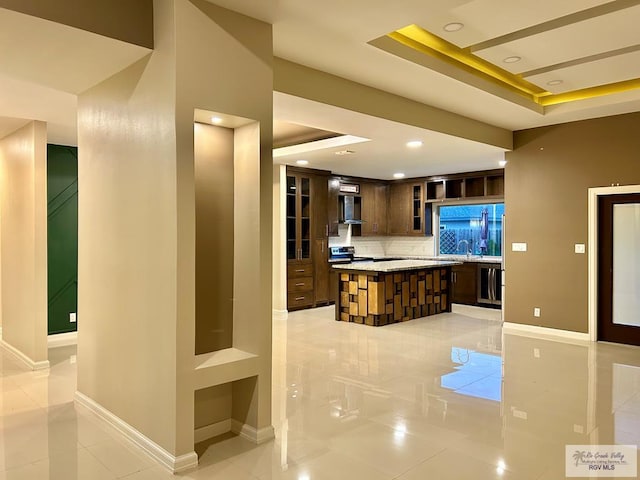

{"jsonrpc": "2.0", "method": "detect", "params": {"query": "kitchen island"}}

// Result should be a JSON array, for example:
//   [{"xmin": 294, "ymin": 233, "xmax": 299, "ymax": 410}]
[{"xmin": 332, "ymin": 260, "xmax": 461, "ymax": 326}]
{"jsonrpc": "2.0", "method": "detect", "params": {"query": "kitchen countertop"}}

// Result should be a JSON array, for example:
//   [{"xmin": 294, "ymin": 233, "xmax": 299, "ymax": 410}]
[
  {"xmin": 399, "ymin": 255, "xmax": 501, "ymax": 264},
  {"xmin": 343, "ymin": 255, "xmax": 502, "ymax": 264},
  {"xmin": 332, "ymin": 259, "xmax": 461, "ymax": 273}
]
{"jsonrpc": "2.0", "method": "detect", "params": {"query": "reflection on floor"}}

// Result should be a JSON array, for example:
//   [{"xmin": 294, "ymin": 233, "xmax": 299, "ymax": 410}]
[{"xmin": 0, "ymin": 306, "xmax": 639, "ymax": 479}]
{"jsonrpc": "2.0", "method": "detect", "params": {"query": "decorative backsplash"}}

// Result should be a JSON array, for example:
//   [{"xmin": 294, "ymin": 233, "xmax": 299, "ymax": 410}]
[{"xmin": 329, "ymin": 224, "xmax": 435, "ymax": 256}]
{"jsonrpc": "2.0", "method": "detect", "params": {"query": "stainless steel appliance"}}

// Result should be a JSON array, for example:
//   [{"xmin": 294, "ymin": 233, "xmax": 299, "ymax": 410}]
[
  {"xmin": 477, "ymin": 263, "xmax": 502, "ymax": 306},
  {"xmin": 328, "ymin": 246, "xmax": 372, "ymax": 264}
]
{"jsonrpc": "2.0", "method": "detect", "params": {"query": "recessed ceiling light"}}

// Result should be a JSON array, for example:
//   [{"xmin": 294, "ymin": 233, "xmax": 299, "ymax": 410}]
[
  {"xmin": 211, "ymin": 116, "xmax": 222, "ymax": 124},
  {"xmin": 547, "ymin": 79, "xmax": 563, "ymax": 86},
  {"xmin": 334, "ymin": 149, "xmax": 355, "ymax": 156},
  {"xmin": 443, "ymin": 22, "xmax": 464, "ymax": 32},
  {"xmin": 296, "ymin": 159, "xmax": 309, "ymax": 166},
  {"xmin": 393, "ymin": 172, "xmax": 405, "ymax": 179},
  {"xmin": 503, "ymin": 56, "xmax": 521, "ymax": 64},
  {"xmin": 406, "ymin": 140, "xmax": 423, "ymax": 148},
  {"xmin": 499, "ymin": 160, "xmax": 507, "ymax": 167}
]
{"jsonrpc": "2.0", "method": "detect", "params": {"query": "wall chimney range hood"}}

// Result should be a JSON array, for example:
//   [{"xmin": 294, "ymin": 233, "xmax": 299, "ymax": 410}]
[{"xmin": 343, "ymin": 195, "xmax": 364, "ymax": 224}]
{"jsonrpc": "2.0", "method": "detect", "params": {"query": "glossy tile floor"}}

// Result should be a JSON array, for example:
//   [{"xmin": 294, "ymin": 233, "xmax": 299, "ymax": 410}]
[{"xmin": 1, "ymin": 306, "xmax": 639, "ymax": 479}]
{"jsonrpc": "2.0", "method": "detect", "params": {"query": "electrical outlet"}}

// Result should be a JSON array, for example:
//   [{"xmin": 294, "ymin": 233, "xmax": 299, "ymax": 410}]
[
  {"xmin": 70, "ymin": 312, "xmax": 77, "ymax": 323},
  {"xmin": 70, "ymin": 355, "xmax": 77, "ymax": 364},
  {"xmin": 533, "ymin": 348, "xmax": 540, "ymax": 358},
  {"xmin": 533, "ymin": 308, "xmax": 541, "ymax": 317},
  {"xmin": 574, "ymin": 243, "xmax": 585, "ymax": 254}
]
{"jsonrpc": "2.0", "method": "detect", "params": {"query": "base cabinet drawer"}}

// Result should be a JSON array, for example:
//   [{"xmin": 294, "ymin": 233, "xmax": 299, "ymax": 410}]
[
  {"xmin": 287, "ymin": 276, "xmax": 314, "ymax": 292},
  {"xmin": 288, "ymin": 292, "xmax": 314, "ymax": 308},
  {"xmin": 288, "ymin": 263, "xmax": 313, "ymax": 278}
]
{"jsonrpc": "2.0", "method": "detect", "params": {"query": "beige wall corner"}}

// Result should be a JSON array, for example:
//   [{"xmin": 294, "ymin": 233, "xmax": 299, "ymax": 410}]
[
  {"xmin": 505, "ymin": 112, "xmax": 640, "ymax": 334},
  {"xmin": 76, "ymin": 0, "xmax": 273, "ymax": 463},
  {"xmin": 0, "ymin": 0, "xmax": 153, "ymax": 48},
  {"xmin": 0, "ymin": 120, "xmax": 49, "ymax": 369},
  {"xmin": 76, "ymin": 0, "xmax": 181, "ymax": 458},
  {"xmin": 273, "ymin": 57, "xmax": 513, "ymax": 150}
]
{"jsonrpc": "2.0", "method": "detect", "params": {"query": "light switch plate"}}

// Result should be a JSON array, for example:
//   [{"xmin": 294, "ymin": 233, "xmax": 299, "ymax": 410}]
[
  {"xmin": 512, "ymin": 242, "xmax": 527, "ymax": 252},
  {"xmin": 574, "ymin": 243, "xmax": 585, "ymax": 254},
  {"xmin": 70, "ymin": 312, "xmax": 77, "ymax": 323}
]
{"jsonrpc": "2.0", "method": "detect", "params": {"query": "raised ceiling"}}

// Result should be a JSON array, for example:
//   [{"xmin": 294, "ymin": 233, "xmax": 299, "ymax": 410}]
[
  {"xmin": 211, "ymin": 0, "xmax": 640, "ymax": 130},
  {"xmin": 1, "ymin": 1, "xmax": 639, "ymax": 178}
]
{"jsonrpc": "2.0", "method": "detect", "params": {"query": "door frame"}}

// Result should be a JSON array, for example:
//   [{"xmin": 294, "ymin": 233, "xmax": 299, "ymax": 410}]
[{"xmin": 588, "ymin": 184, "xmax": 640, "ymax": 342}]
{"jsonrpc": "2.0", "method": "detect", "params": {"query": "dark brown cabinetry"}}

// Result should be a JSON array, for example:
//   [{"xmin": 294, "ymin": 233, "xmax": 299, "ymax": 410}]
[
  {"xmin": 286, "ymin": 172, "xmax": 314, "ymax": 309},
  {"xmin": 312, "ymin": 174, "xmax": 330, "ymax": 304},
  {"xmin": 389, "ymin": 182, "xmax": 423, "ymax": 235},
  {"xmin": 360, "ymin": 182, "xmax": 388, "ymax": 236},
  {"xmin": 425, "ymin": 170, "xmax": 504, "ymax": 201},
  {"xmin": 450, "ymin": 263, "xmax": 478, "ymax": 305},
  {"xmin": 286, "ymin": 168, "xmax": 332, "ymax": 310},
  {"xmin": 286, "ymin": 173, "xmax": 312, "ymax": 264}
]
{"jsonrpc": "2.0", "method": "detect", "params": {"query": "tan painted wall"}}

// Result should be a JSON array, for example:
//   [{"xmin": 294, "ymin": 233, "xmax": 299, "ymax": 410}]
[
  {"xmin": 194, "ymin": 123, "xmax": 234, "ymax": 354},
  {"xmin": 505, "ymin": 112, "xmax": 640, "ymax": 333},
  {"xmin": 174, "ymin": 0, "xmax": 273, "ymax": 440},
  {"xmin": 76, "ymin": 0, "xmax": 179, "ymax": 455},
  {"xmin": 0, "ymin": 0, "xmax": 153, "ymax": 48},
  {"xmin": 194, "ymin": 384, "xmax": 232, "ymax": 429},
  {"xmin": 0, "ymin": 121, "xmax": 48, "ymax": 364}
]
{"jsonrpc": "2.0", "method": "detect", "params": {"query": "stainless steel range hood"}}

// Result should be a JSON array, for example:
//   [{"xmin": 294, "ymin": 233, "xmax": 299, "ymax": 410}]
[{"xmin": 343, "ymin": 195, "xmax": 364, "ymax": 224}]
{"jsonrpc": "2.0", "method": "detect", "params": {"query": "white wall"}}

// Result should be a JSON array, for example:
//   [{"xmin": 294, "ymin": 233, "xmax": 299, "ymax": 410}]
[{"xmin": 0, "ymin": 121, "xmax": 48, "ymax": 368}]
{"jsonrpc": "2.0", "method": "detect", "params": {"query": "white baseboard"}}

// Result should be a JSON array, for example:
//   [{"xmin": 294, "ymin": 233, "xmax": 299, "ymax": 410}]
[
  {"xmin": 74, "ymin": 391, "xmax": 198, "ymax": 473},
  {"xmin": 503, "ymin": 322, "xmax": 591, "ymax": 344},
  {"xmin": 231, "ymin": 419, "xmax": 274, "ymax": 444},
  {"xmin": 194, "ymin": 419, "xmax": 232, "ymax": 443},
  {"xmin": 0, "ymin": 339, "xmax": 50, "ymax": 370},
  {"xmin": 451, "ymin": 304, "xmax": 502, "ymax": 322},
  {"xmin": 48, "ymin": 331, "xmax": 78, "ymax": 348}
]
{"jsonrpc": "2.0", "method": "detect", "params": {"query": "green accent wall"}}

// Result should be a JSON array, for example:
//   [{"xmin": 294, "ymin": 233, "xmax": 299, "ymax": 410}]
[{"xmin": 47, "ymin": 144, "xmax": 78, "ymax": 335}]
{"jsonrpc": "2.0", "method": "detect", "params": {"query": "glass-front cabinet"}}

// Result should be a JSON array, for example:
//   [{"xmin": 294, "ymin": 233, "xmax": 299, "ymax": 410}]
[{"xmin": 286, "ymin": 174, "xmax": 312, "ymax": 263}]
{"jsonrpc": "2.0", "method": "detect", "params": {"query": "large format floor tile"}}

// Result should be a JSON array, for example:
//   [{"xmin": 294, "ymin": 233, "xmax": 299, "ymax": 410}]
[{"xmin": 0, "ymin": 305, "xmax": 638, "ymax": 479}]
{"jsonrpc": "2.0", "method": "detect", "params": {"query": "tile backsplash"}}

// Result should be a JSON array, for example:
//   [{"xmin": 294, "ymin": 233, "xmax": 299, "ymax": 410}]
[{"xmin": 329, "ymin": 224, "xmax": 435, "ymax": 257}]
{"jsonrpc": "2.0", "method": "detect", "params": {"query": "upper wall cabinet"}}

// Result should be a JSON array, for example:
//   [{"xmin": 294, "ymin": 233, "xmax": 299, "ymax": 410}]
[
  {"xmin": 425, "ymin": 170, "xmax": 504, "ymax": 202},
  {"xmin": 388, "ymin": 182, "xmax": 424, "ymax": 236},
  {"xmin": 360, "ymin": 182, "xmax": 388, "ymax": 236}
]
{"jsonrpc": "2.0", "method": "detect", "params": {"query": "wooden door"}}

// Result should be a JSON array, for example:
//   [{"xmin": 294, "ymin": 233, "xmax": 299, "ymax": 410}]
[
  {"xmin": 360, "ymin": 183, "xmax": 375, "ymax": 236},
  {"xmin": 313, "ymin": 238, "xmax": 329, "ymax": 303},
  {"xmin": 388, "ymin": 182, "xmax": 411, "ymax": 235},
  {"xmin": 598, "ymin": 193, "xmax": 640, "ymax": 346},
  {"xmin": 451, "ymin": 263, "xmax": 477, "ymax": 305},
  {"xmin": 312, "ymin": 174, "xmax": 329, "ymax": 239},
  {"xmin": 374, "ymin": 183, "xmax": 389, "ymax": 235}
]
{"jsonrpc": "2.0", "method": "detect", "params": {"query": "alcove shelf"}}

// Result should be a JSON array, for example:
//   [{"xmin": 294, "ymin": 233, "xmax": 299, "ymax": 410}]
[{"xmin": 194, "ymin": 348, "xmax": 259, "ymax": 390}]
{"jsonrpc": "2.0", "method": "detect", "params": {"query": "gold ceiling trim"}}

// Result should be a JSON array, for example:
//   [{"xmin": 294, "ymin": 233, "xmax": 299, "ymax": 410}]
[
  {"xmin": 388, "ymin": 24, "xmax": 640, "ymax": 108},
  {"xmin": 538, "ymin": 78, "xmax": 640, "ymax": 106}
]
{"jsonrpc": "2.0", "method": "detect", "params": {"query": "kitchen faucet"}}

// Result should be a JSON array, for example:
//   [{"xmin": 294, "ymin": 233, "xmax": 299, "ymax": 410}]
[{"xmin": 457, "ymin": 239, "xmax": 472, "ymax": 258}]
